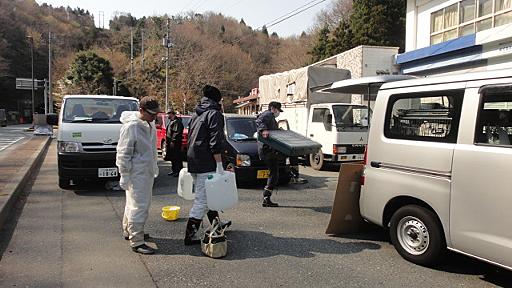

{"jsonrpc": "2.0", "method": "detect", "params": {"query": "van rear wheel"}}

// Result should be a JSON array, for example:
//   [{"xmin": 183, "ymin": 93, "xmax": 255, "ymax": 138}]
[
  {"xmin": 309, "ymin": 151, "xmax": 324, "ymax": 170},
  {"xmin": 389, "ymin": 205, "xmax": 445, "ymax": 266}
]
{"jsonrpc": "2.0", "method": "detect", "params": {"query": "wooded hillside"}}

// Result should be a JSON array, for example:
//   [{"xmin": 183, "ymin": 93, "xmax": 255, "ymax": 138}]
[{"xmin": 0, "ymin": 0, "xmax": 315, "ymax": 114}]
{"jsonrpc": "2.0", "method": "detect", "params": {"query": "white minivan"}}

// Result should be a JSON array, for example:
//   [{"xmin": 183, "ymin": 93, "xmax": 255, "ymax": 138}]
[
  {"xmin": 360, "ymin": 69, "xmax": 512, "ymax": 270},
  {"xmin": 54, "ymin": 95, "xmax": 139, "ymax": 189}
]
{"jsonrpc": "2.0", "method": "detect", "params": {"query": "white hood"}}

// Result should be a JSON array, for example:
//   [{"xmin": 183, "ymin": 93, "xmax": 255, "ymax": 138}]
[{"xmin": 120, "ymin": 111, "xmax": 141, "ymax": 124}]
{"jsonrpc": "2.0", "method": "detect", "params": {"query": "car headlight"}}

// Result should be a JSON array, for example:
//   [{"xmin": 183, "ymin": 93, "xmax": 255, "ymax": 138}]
[
  {"xmin": 58, "ymin": 141, "xmax": 81, "ymax": 153},
  {"xmin": 236, "ymin": 154, "xmax": 251, "ymax": 167}
]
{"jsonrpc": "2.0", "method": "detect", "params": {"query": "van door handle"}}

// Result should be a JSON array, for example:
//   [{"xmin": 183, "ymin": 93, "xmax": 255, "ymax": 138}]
[
  {"xmin": 370, "ymin": 161, "xmax": 381, "ymax": 168},
  {"xmin": 310, "ymin": 134, "xmax": 314, "ymax": 137}
]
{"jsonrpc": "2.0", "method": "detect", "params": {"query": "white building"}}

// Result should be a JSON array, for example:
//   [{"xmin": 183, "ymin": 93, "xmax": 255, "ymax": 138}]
[{"xmin": 399, "ymin": 0, "xmax": 512, "ymax": 76}]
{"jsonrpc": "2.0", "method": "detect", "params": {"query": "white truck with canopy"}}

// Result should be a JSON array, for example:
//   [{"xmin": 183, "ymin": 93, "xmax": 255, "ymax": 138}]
[{"xmin": 258, "ymin": 66, "xmax": 370, "ymax": 170}]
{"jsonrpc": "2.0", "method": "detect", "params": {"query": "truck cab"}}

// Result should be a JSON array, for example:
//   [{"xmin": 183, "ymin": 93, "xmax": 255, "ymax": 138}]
[{"xmin": 306, "ymin": 103, "xmax": 369, "ymax": 170}]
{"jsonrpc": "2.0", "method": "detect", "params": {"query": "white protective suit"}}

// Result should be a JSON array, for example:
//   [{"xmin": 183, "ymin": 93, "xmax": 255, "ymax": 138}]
[{"xmin": 116, "ymin": 111, "xmax": 159, "ymax": 247}]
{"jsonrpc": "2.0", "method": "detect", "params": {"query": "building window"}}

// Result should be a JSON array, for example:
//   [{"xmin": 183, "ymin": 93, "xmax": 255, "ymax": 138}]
[{"xmin": 430, "ymin": 0, "xmax": 512, "ymax": 45}]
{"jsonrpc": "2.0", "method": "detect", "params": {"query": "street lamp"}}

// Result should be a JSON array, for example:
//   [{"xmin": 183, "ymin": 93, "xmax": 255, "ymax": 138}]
[{"xmin": 26, "ymin": 35, "xmax": 34, "ymax": 120}]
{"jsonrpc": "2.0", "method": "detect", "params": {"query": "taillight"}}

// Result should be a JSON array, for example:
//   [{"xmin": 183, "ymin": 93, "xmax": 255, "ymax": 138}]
[
  {"xmin": 360, "ymin": 145, "xmax": 368, "ymax": 185},
  {"xmin": 363, "ymin": 145, "xmax": 368, "ymax": 165}
]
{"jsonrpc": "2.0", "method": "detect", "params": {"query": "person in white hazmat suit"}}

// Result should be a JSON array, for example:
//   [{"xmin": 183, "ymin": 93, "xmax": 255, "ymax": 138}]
[{"xmin": 116, "ymin": 96, "xmax": 160, "ymax": 255}]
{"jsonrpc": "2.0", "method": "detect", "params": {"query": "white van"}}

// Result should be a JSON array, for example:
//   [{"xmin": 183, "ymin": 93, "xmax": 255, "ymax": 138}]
[
  {"xmin": 54, "ymin": 95, "xmax": 139, "ymax": 189},
  {"xmin": 360, "ymin": 69, "xmax": 512, "ymax": 270}
]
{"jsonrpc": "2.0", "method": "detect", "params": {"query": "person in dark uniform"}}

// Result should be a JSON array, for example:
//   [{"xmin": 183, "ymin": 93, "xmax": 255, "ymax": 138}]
[
  {"xmin": 165, "ymin": 108, "xmax": 184, "ymax": 176},
  {"xmin": 256, "ymin": 101, "xmax": 284, "ymax": 207},
  {"xmin": 184, "ymin": 85, "xmax": 231, "ymax": 245}
]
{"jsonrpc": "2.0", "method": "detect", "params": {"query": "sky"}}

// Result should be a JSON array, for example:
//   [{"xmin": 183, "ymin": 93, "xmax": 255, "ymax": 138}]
[{"xmin": 35, "ymin": 0, "xmax": 332, "ymax": 37}]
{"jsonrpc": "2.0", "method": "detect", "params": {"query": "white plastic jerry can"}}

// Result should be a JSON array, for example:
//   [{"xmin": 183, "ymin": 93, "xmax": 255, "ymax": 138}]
[
  {"xmin": 205, "ymin": 171, "xmax": 238, "ymax": 211},
  {"xmin": 177, "ymin": 168, "xmax": 194, "ymax": 200}
]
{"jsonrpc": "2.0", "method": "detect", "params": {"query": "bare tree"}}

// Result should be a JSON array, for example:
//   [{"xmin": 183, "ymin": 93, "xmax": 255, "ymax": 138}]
[{"xmin": 313, "ymin": 0, "xmax": 353, "ymax": 32}]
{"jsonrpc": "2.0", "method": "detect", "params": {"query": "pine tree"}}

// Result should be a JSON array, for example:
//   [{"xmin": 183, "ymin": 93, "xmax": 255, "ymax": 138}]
[
  {"xmin": 326, "ymin": 19, "xmax": 354, "ymax": 56},
  {"xmin": 310, "ymin": 26, "xmax": 330, "ymax": 62},
  {"xmin": 350, "ymin": 0, "xmax": 405, "ymax": 50}
]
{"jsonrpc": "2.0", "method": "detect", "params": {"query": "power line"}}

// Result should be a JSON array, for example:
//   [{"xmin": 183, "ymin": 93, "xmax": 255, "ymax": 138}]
[
  {"xmin": 262, "ymin": 0, "xmax": 322, "ymax": 29},
  {"xmin": 258, "ymin": 0, "xmax": 328, "ymax": 30},
  {"xmin": 180, "ymin": 0, "xmax": 198, "ymax": 13}
]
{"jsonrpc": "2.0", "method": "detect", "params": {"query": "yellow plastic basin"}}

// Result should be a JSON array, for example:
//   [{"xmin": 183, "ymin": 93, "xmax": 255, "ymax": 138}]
[{"xmin": 161, "ymin": 206, "xmax": 180, "ymax": 221}]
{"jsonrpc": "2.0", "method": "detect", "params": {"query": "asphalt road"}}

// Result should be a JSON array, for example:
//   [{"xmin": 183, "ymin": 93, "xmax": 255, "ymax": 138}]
[
  {"xmin": 1, "ymin": 142, "xmax": 511, "ymax": 287},
  {"xmin": 0, "ymin": 124, "xmax": 32, "ymax": 152}
]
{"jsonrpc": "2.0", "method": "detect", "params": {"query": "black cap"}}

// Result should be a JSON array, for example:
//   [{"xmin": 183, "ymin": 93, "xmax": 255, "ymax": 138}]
[
  {"xmin": 268, "ymin": 101, "xmax": 283, "ymax": 112},
  {"xmin": 203, "ymin": 85, "xmax": 222, "ymax": 102},
  {"xmin": 139, "ymin": 96, "xmax": 160, "ymax": 115}
]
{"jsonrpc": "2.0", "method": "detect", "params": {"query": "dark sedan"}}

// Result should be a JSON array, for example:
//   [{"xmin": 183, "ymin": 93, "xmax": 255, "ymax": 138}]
[{"xmin": 223, "ymin": 114, "xmax": 291, "ymax": 186}]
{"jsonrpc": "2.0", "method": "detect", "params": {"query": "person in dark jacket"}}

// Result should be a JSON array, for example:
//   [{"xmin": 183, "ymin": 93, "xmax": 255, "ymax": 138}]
[
  {"xmin": 256, "ymin": 101, "xmax": 284, "ymax": 207},
  {"xmin": 165, "ymin": 108, "xmax": 184, "ymax": 176},
  {"xmin": 184, "ymin": 84, "xmax": 231, "ymax": 245}
]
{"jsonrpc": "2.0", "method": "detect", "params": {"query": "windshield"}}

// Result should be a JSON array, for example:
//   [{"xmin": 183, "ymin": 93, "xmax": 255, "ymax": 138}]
[
  {"xmin": 226, "ymin": 118, "xmax": 257, "ymax": 141},
  {"xmin": 63, "ymin": 98, "xmax": 139, "ymax": 123},
  {"xmin": 332, "ymin": 105, "xmax": 369, "ymax": 129}
]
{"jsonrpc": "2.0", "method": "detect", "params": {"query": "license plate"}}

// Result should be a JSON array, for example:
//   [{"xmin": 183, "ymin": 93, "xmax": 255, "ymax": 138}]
[
  {"xmin": 98, "ymin": 168, "xmax": 118, "ymax": 178},
  {"xmin": 257, "ymin": 170, "xmax": 269, "ymax": 179}
]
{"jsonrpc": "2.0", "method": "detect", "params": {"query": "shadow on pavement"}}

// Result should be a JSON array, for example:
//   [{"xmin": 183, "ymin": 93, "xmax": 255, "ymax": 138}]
[
  {"xmin": 277, "ymin": 205, "xmax": 332, "ymax": 214},
  {"xmin": 150, "ymin": 230, "xmax": 380, "ymax": 259}
]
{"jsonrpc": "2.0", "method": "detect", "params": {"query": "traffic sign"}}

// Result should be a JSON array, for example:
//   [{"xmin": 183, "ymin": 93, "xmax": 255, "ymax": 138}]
[{"xmin": 15, "ymin": 78, "xmax": 44, "ymax": 90}]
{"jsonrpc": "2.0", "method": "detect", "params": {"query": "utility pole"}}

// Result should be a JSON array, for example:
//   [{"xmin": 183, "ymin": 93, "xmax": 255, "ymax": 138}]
[
  {"xmin": 113, "ymin": 77, "xmax": 117, "ymax": 95},
  {"xmin": 164, "ymin": 18, "xmax": 170, "ymax": 112},
  {"xmin": 141, "ymin": 29, "xmax": 145, "ymax": 71},
  {"xmin": 27, "ymin": 36, "xmax": 35, "ymax": 120},
  {"xmin": 48, "ymin": 31, "xmax": 53, "ymax": 113},
  {"xmin": 130, "ymin": 28, "xmax": 134, "ymax": 78},
  {"xmin": 44, "ymin": 78, "xmax": 48, "ymax": 114}
]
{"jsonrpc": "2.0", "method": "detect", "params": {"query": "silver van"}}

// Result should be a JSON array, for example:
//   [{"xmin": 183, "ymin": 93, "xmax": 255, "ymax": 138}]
[{"xmin": 360, "ymin": 69, "xmax": 512, "ymax": 270}]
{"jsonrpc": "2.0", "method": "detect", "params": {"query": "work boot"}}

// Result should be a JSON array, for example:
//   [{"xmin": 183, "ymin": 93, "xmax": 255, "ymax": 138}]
[
  {"xmin": 184, "ymin": 218, "xmax": 202, "ymax": 246},
  {"xmin": 262, "ymin": 197, "xmax": 279, "ymax": 207},
  {"xmin": 207, "ymin": 210, "xmax": 232, "ymax": 230},
  {"xmin": 124, "ymin": 233, "xmax": 150, "ymax": 241},
  {"xmin": 131, "ymin": 244, "xmax": 155, "ymax": 255}
]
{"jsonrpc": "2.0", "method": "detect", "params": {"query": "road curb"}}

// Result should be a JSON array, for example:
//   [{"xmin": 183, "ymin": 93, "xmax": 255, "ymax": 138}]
[{"xmin": 0, "ymin": 136, "xmax": 52, "ymax": 231}]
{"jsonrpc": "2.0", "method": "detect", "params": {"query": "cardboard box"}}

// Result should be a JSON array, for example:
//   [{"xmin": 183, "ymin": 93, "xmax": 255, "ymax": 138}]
[{"xmin": 325, "ymin": 163, "xmax": 372, "ymax": 235}]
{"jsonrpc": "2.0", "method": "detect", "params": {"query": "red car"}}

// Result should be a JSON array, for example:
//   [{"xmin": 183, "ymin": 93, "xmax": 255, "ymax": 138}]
[{"xmin": 155, "ymin": 112, "xmax": 191, "ymax": 159}]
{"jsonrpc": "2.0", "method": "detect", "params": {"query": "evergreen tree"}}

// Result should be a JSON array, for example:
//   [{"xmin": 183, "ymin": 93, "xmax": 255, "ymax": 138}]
[
  {"xmin": 310, "ymin": 26, "xmax": 330, "ymax": 62},
  {"xmin": 65, "ymin": 51, "xmax": 114, "ymax": 94},
  {"xmin": 350, "ymin": 0, "xmax": 405, "ymax": 50},
  {"xmin": 261, "ymin": 25, "xmax": 269, "ymax": 37},
  {"xmin": 326, "ymin": 19, "xmax": 354, "ymax": 56}
]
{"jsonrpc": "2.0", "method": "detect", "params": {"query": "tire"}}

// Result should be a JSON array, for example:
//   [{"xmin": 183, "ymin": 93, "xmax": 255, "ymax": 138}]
[
  {"xmin": 389, "ymin": 205, "xmax": 446, "ymax": 266},
  {"xmin": 309, "ymin": 150, "xmax": 325, "ymax": 171},
  {"xmin": 59, "ymin": 177, "xmax": 71, "ymax": 190},
  {"xmin": 161, "ymin": 140, "xmax": 167, "ymax": 159},
  {"xmin": 278, "ymin": 175, "xmax": 291, "ymax": 186}
]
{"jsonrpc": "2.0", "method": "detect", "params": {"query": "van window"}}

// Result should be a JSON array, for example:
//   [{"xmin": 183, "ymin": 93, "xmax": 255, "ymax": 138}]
[
  {"xmin": 385, "ymin": 92, "xmax": 463, "ymax": 143},
  {"xmin": 475, "ymin": 90, "xmax": 512, "ymax": 146},
  {"xmin": 312, "ymin": 108, "xmax": 330, "ymax": 123}
]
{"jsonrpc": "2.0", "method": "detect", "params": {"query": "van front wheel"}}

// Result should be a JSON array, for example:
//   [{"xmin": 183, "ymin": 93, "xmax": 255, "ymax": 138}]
[
  {"xmin": 309, "ymin": 151, "xmax": 324, "ymax": 170},
  {"xmin": 389, "ymin": 205, "xmax": 445, "ymax": 266},
  {"xmin": 59, "ymin": 177, "xmax": 71, "ymax": 190}
]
